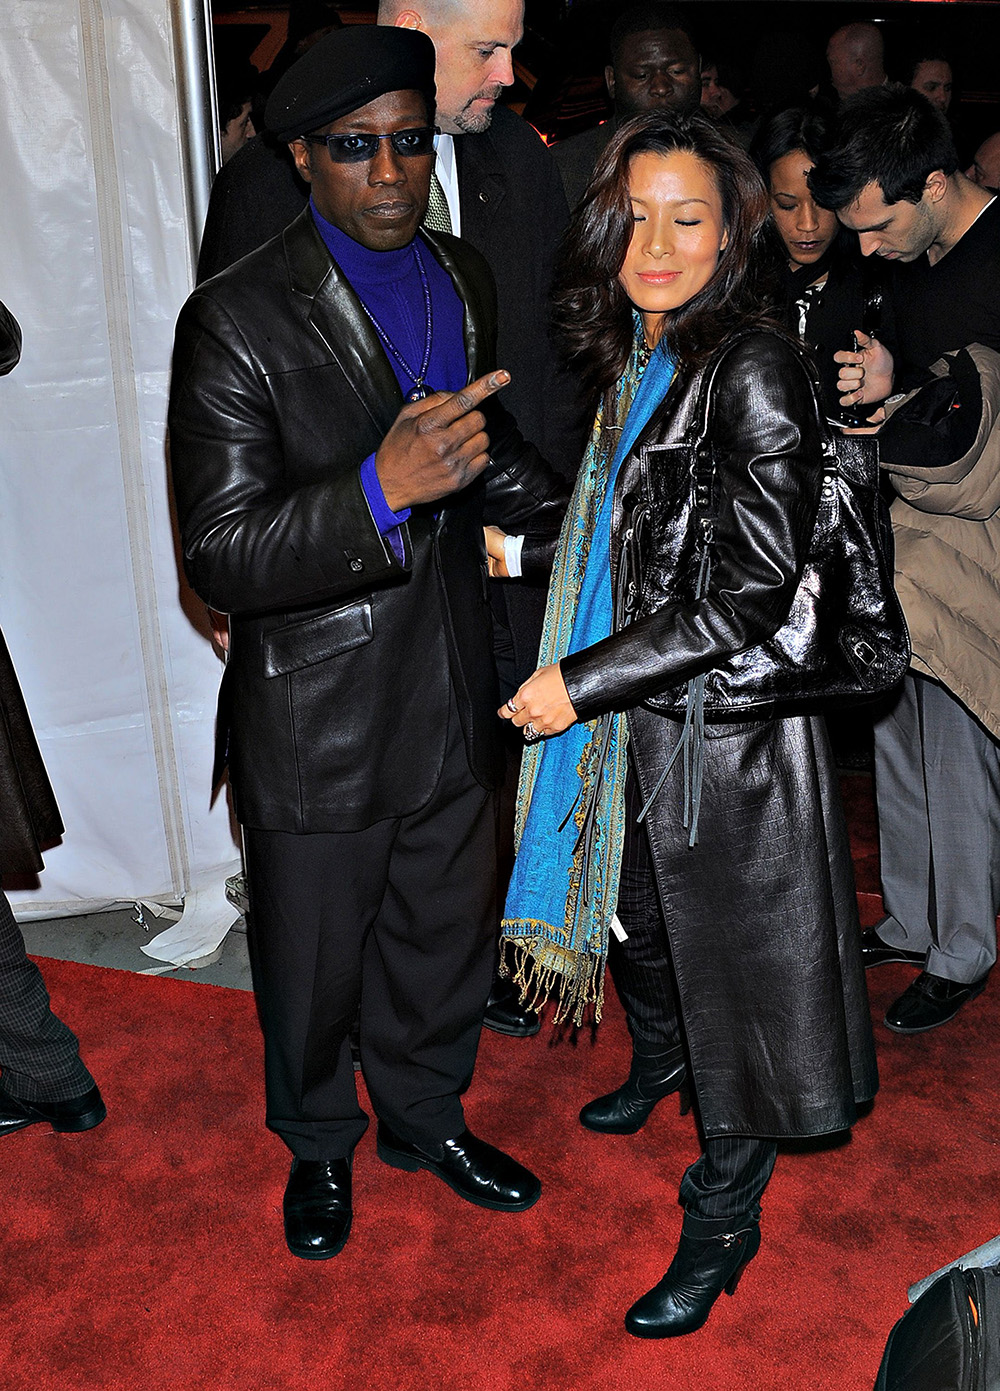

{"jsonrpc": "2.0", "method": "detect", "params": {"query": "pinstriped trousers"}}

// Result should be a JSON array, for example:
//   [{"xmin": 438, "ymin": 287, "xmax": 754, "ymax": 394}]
[
  {"xmin": 609, "ymin": 771, "xmax": 776, "ymax": 1222},
  {"xmin": 0, "ymin": 889, "xmax": 93, "ymax": 1102}
]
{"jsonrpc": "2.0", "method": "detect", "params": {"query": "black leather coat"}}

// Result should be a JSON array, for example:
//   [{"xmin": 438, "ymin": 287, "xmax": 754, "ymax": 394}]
[
  {"xmin": 168, "ymin": 212, "xmax": 566, "ymax": 834},
  {"xmin": 562, "ymin": 332, "xmax": 826, "ymax": 716},
  {"xmin": 563, "ymin": 330, "xmax": 877, "ymax": 1138},
  {"xmin": 195, "ymin": 111, "xmax": 587, "ymax": 688},
  {"xmin": 0, "ymin": 303, "xmax": 64, "ymax": 872}
]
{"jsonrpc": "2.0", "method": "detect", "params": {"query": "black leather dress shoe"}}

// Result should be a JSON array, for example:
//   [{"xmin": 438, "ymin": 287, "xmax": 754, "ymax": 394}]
[
  {"xmin": 0, "ymin": 1083, "xmax": 106, "ymax": 1137},
  {"xmin": 859, "ymin": 925, "xmax": 925, "ymax": 970},
  {"xmin": 283, "ymin": 1157, "xmax": 353, "ymax": 1260},
  {"xmin": 483, "ymin": 975, "xmax": 540, "ymax": 1038},
  {"xmin": 884, "ymin": 971, "xmax": 989, "ymax": 1034},
  {"xmin": 376, "ymin": 1122, "xmax": 541, "ymax": 1212}
]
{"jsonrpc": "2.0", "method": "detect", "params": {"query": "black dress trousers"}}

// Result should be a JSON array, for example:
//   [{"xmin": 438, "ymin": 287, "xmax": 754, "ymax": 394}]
[{"xmin": 244, "ymin": 689, "xmax": 498, "ymax": 1163}]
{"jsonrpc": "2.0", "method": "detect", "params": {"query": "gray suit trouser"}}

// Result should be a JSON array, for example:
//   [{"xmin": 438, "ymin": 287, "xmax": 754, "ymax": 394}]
[
  {"xmin": 0, "ymin": 888, "xmax": 93, "ymax": 1102},
  {"xmin": 874, "ymin": 672, "xmax": 1000, "ymax": 985}
]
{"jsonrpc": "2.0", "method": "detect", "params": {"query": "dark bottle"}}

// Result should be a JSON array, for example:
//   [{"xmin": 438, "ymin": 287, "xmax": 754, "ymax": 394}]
[{"xmin": 838, "ymin": 272, "xmax": 884, "ymax": 429}]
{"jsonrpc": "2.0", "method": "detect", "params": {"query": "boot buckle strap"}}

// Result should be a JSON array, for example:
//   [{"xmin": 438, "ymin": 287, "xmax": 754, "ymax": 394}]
[{"xmin": 716, "ymin": 1225, "xmax": 754, "ymax": 1249}]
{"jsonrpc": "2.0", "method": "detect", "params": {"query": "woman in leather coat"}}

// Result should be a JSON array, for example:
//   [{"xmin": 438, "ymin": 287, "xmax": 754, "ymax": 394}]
[{"xmin": 499, "ymin": 111, "xmax": 877, "ymax": 1338}]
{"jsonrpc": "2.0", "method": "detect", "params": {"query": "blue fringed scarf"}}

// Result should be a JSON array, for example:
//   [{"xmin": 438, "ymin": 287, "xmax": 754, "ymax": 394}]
[{"xmin": 501, "ymin": 333, "xmax": 675, "ymax": 1024}]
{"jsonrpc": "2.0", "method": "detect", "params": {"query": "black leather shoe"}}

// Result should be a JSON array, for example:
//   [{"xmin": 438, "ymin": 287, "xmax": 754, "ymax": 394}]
[
  {"xmin": 376, "ymin": 1122, "xmax": 541, "ymax": 1212},
  {"xmin": 580, "ymin": 1044, "xmax": 688, "ymax": 1134},
  {"xmin": 625, "ymin": 1218, "xmax": 761, "ymax": 1339},
  {"xmin": 884, "ymin": 970, "xmax": 988, "ymax": 1034},
  {"xmin": 859, "ymin": 925, "xmax": 925, "ymax": 970},
  {"xmin": 0, "ymin": 1083, "xmax": 105, "ymax": 1137},
  {"xmin": 483, "ymin": 975, "xmax": 541, "ymax": 1038},
  {"xmin": 283, "ymin": 1157, "xmax": 353, "ymax": 1260}
]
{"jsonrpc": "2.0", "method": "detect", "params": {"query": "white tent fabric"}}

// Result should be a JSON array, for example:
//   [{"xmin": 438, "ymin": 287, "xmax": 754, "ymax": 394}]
[{"xmin": 0, "ymin": 0, "xmax": 240, "ymax": 961}]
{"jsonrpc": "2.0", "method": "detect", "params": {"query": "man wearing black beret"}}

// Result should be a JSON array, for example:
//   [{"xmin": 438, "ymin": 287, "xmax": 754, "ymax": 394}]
[
  {"xmin": 168, "ymin": 26, "xmax": 565, "ymax": 1260},
  {"xmin": 198, "ymin": 7, "xmax": 582, "ymax": 1040}
]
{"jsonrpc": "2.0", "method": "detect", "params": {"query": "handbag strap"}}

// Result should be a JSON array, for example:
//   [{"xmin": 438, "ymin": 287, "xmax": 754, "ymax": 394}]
[
  {"xmin": 637, "ymin": 330, "xmax": 836, "ymax": 846},
  {"xmin": 682, "ymin": 329, "xmax": 840, "ymax": 530}
]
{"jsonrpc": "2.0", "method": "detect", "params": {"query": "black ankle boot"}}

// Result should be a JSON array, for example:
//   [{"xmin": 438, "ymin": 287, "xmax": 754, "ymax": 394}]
[
  {"xmin": 579, "ymin": 1044, "xmax": 688, "ymax": 1134},
  {"xmin": 624, "ymin": 1213, "xmax": 761, "ymax": 1338}
]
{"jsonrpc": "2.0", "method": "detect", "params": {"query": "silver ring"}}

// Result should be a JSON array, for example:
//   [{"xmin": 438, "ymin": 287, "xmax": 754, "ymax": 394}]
[
  {"xmin": 506, "ymin": 697, "xmax": 519, "ymax": 714},
  {"xmin": 524, "ymin": 721, "xmax": 539, "ymax": 742}
]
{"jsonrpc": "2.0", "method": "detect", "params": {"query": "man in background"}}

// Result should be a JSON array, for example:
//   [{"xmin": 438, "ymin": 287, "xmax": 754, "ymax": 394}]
[
  {"xmin": 810, "ymin": 85, "xmax": 1000, "ymax": 1035},
  {"xmin": 905, "ymin": 50, "xmax": 954, "ymax": 115},
  {"xmin": 552, "ymin": 2, "xmax": 701, "ymax": 209},
  {"xmin": 825, "ymin": 22, "xmax": 887, "ymax": 103},
  {"xmin": 967, "ymin": 131, "xmax": 1000, "ymax": 190},
  {"xmin": 215, "ymin": 55, "xmax": 257, "ymax": 164}
]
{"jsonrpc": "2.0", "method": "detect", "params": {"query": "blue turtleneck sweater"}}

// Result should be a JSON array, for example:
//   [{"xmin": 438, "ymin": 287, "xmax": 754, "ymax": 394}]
[{"xmin": 310, "ymin": 202, "xmax": 468, "ymax": 554}]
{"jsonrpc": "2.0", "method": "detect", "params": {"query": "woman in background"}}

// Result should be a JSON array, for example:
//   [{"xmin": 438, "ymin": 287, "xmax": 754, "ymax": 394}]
[{"xmin": 751, "ymin": 104, "xmax": 890, "ymax": 419}]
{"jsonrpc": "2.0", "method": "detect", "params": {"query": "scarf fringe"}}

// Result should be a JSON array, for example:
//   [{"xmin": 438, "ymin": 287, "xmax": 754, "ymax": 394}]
[
  {"xmin": 502, "ymin": 330, "xmax": 674, "ymax": 1032},
  {"xmin": 499, "ymin": 934, "xmax": 606, "ymax": 1028}
]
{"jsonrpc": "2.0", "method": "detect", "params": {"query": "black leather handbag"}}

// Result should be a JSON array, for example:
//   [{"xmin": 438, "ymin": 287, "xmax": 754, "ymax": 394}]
[
  {"xmin": 875, "ymin": 1265, "xmax": 1000, "ymax": 1391},
  {"xmin": 631, "ymin": 334, "xmax": 911, "ymax": 721},
  {"xmin": 622, "ymin": 334, "xmax": 910, "ymax": 842}
]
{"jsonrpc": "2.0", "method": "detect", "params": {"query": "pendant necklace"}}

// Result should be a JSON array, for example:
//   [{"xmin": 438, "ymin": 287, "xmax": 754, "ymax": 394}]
[{"xmin": 360, "ymin": 241, "xmax": 434, "ymax": 402}]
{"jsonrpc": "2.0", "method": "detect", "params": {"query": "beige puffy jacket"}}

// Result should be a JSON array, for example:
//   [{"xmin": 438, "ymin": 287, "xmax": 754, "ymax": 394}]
[{"xmin": 881, "ymin": 342, "xmax": 1000, "ymax": 738}]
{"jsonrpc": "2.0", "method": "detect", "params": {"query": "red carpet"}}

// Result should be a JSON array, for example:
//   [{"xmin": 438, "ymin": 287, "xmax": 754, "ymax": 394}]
[{"xmin": 3, "ymin": 774, "xmax": 999, "ymax": 1391}]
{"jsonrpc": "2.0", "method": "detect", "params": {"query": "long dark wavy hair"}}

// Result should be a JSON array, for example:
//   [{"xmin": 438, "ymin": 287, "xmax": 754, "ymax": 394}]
[{"xmin": 552, "ymin": 109, "xmax": 778, "ymax": 405}]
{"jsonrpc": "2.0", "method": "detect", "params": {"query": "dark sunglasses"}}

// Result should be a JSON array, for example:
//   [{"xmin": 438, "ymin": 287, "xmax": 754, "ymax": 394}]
[{"xmin": 301, "ymin": 126, "xmax": 437, "ymax": 164}]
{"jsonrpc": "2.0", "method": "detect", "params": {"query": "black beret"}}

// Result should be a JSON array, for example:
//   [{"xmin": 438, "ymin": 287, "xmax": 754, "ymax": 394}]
[{"xmin": 264, "ymin": 26, "xmax": 436, "ymax": 143}]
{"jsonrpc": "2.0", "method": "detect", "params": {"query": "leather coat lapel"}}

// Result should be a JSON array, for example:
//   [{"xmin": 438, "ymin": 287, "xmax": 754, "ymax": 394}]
[
  {"xmin": 281, "ymin": 210, "xmax": 491, "ymax": 415},
  {"xmin": 283, "ymin": 210, "xmax": 402, "ymax": 438},
  {"xmin": 418, "ymin": 228, "xmax": 488, "ymax": 380}
]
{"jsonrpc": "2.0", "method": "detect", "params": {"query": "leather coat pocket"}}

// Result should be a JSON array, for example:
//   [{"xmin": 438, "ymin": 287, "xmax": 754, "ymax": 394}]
[{"xmin": 261, "ymin": 600, "xmax": 373, "ymax": 677}]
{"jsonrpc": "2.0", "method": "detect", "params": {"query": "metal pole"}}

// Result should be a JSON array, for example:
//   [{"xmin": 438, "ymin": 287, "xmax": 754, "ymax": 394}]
[{"xmin": 171, "ymin": 0, "xmax": 219, "ymax": 275}]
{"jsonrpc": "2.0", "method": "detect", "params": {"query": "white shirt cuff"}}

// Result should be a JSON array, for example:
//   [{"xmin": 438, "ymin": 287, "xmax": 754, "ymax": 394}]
[{"xmin": 503, "ymin": 533, "xmax": 525, "ymax": 578}]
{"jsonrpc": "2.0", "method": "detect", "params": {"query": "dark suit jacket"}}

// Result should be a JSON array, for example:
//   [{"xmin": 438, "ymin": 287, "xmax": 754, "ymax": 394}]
[
  {"xmin": 169, "ymin": 212, "xmax": 566, "ymax": 835},
  {"xmin": 195, "ymin": 134, "xmax": 305, "ymax": 284},
  {"xmin": 455, "ymin": 108, "xmax": 586, "ymax": 684},
  {"xmin": 196, "ymin": 109, "xmax": 587, "ymax": 684},
  {"xmin": 453, "ymin": 107, "xmax": 581, "ymax": 477},
  {"xmin": 551, "ymin": 119, "xmax": 617, "ymax": 212}
]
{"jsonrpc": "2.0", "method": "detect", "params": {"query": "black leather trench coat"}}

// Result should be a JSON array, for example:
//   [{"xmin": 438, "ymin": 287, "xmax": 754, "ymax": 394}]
[
  {"xmin": 168, "ymin": 212, "xmax": 566, "ymax": 834},
  {"xmin": 562, "ymin": 330, "xmax": 878, "ymax": 1139},
  {"xmin": 0, "ymin": 303, "xmax": 63, "ymax": 874},
  {"xmin": 195, "ymin": 109, "xmax": 586, "ymax": 689}
]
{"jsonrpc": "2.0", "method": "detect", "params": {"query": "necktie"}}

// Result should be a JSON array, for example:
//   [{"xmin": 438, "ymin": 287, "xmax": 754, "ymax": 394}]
[{"xmin": 423, "ymin": 171, "xmax": 453, "ymax": 235}]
